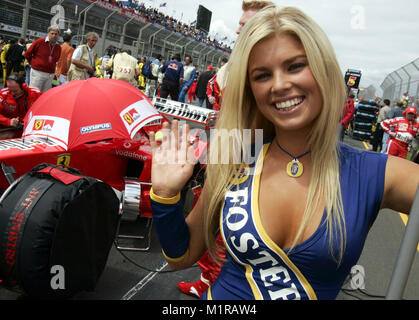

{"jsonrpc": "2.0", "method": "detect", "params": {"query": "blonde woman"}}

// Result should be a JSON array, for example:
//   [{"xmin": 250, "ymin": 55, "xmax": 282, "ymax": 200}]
[{"xmin": 148, "ymin": 6, "xmax": 419, "ymax": 300}]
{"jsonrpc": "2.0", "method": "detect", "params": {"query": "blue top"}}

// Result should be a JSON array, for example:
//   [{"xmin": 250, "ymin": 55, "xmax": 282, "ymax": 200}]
[
  {"xmin": 162, "ymin": 60, "xmax": 184, "ymax": 82},
  {"xmin": 202, "ymin": 142, "xmax": 388, "ymax": 300}
]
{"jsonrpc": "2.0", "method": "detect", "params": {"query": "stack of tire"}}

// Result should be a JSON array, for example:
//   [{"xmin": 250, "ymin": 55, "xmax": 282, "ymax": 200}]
[{"xmin": 352, "ymin": 100, "xmax": 379, "ymax": 141}]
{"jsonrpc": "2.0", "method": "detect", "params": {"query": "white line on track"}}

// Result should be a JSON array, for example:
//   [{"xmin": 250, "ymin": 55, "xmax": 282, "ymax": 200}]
[{"xmin": 121, "ymin": 261, "xmax": 168, "ymax": 300}]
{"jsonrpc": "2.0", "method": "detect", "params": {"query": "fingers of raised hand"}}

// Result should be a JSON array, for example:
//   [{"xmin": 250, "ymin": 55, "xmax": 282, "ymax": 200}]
[
  {"xmin": 150, "ymin": 120, "xmax": 197, "ymax": 165},
  {"xmin": 179, "ymin": 124, "xmax": 196, "ymax": 164}
]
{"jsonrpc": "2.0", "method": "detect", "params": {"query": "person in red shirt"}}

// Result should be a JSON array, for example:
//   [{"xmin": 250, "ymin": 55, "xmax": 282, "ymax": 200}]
[
  {"xmin": 206, "ymin": 73, "xmax": 222, "ymax": 110},
  {"xmin": 381, "ymin": 107, "xmax": 419, "ymax": 159},
  {"xmin": 25, "ymin": 26, "xmax": 61, "ymax": 92},
  {"xmin": 0, "ymin": 73, "xmax": 42, "ymax": 139},
  {"xmin": 339, "ymin": 93, "xmax": 355, "ymax": 141},
  {"xmin": 188, "ymin": 73, "xmax": 198, "ymax": 103}
]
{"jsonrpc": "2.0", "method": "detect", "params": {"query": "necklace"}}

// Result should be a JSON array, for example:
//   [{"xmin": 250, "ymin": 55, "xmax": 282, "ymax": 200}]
[
  {"xmin": 48, "ymin": 42, "xmax": 56, "ymax": 63},
  {"xmin": 274, "ymin": 139, "xmax": 310, "ymax": 178}
]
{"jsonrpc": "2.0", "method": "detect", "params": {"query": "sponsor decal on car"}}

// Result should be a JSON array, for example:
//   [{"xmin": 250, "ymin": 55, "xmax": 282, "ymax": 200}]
[
  {"xmin": 33, "ymin": 119, "xmax": 55, "ymax": 131},
  {"xmin": 120, "ymin": 99, "xmax": 162, "ymax": 139},
  {"xmin": 115, "ymin": 150, "xmax": 148, "ymax": 161},
  {"xmin": 57, "ymin": 154, "xmax": 71, "ymax": 168},
  {"xmin": 123, "ymin": 108, "xmax": 141, "ymax": 125},
  {"xmin": 23, "ymin": 116, "xmax": 70, "ymax": 149}
]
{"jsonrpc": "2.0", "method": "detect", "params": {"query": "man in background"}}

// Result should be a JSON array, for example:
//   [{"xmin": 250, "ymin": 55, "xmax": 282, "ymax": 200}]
[
  {"xmin": 196, "ymin": 65, "xmax": 215, "ymax": 108},
  {"xmin": 381, "ymin": 107, "xmax": 419, "ymax": 159},
  {"xmin": 400, "ymin": 92, "xmax": 409, "ymax": 108},
  {"xmin": 106, "ymin": 49, "xmax": 140, "ymax": 86},
  {"xmin": 374, "ymin": 99, "xmax": 391, "ymax": 152},
  {"xmin": 5, "ymin": 38, "xmax": 25, "ymax": 78},
  {"xmin": 25, "ymin": 26, "xmax": 61, "ymax": 92},
  {"xmin": 160, "ymin": 53, "xmax": 184, "ymax": 101},
  {"xmin": 0, "ymin": 40, "xmax": 11, "ymax": 86},
  {"xmin": 387, "ymin": 101, "xmax": 404, "ymax": 119},
  {"xmin": 56, "ymin": 33, "xmax": 74, "ymax": 85},
  {"xmin": 144, "ymin": 54, "xmax": 162, "ymax": 98},
  {"xmin": 178, "ymin": 55, "xmax": 196, "ymax": 103},
  {"xmin": 0, "ymin": 73, "xmax": 42, "ymax": 138},
  {"xmin": 67, "ymin": 32, "xmax": 98, "ymax": 81},
  {"xmin": 23, "ymin": 38, "xmax": 34, "ymax": 85},
  {"xmin": 339, "ymin": 92, "xmax": 355, "ymax": 141}
]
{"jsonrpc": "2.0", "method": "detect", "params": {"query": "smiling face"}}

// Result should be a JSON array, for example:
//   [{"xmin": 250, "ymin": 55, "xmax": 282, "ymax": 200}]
[{"xmin": 248, "ymin": 33, "xmax": 323, "ymax": 135}]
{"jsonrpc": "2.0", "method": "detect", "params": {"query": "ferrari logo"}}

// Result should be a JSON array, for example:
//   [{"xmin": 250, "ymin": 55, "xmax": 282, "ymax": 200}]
[
  {"xmin": 32, "ymin": 119, "xmax": 55, "ymax": 131},
  {"xmin": 34, "ymin": 120, "xmax": 44, "ymax": 130},
  {"xmin": 124, "ymin": 113, "xmax": 134, "ymax": 124},
  {"xmin": 122, "ymin": 108, "xmax": 140, "ymax": 125},
  {"xmin": 57, "ymin": 154, "xmax": 71, "ymax": 168}
]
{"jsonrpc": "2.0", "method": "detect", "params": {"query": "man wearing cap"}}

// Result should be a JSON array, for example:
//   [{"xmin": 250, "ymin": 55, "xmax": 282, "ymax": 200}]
[
  {"xmin": 381, "ymin": 107, "xmax": 419, "ymax": 159},
  {"xmin": 195, "ymin": 65, "xmax": 215, "ymax": 108}
]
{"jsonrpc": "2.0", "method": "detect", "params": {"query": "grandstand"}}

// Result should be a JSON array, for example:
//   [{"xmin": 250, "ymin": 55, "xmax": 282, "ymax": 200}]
[{"xmin": 0, "ymin": 0, "xmax": 230, "ymax": 70}]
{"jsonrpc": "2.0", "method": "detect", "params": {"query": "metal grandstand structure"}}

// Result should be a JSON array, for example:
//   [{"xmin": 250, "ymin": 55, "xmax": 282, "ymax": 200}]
[{"xmin": 0, "ymin": 0, "xmax": 230, "ymax": 71}]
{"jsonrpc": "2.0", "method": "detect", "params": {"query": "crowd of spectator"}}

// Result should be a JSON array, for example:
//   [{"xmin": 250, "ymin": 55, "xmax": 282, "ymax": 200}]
[{"xmin": 97, "ymin": 0, "xmax": 232, "ymax": 53}]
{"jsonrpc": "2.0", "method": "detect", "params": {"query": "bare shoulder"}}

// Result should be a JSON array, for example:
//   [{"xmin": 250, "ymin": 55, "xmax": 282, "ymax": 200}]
[{"xmin": 382, "ymin": 155, "xmax": 419, "ymax": 214}]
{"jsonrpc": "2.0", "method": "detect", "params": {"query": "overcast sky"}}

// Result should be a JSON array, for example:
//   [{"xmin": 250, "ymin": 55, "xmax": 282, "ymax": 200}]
[{"xmin": 150, "ymin": 0, "xmax": 419, "ymax": 96}]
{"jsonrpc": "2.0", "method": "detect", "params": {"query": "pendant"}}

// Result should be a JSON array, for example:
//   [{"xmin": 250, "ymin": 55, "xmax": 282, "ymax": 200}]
[{"xmin": 286, "ymin": 159, "xmax": 303, "ymax": 178}]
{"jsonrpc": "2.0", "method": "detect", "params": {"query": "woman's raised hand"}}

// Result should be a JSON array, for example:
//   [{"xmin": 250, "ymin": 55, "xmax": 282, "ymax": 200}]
[{"xmin": 149, "ymin": 120, "xmax": 198, "ymax": 198}]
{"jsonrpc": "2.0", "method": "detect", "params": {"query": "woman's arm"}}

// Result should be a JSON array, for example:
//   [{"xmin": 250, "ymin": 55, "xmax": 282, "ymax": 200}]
[
  {"xmin": 381, "ymin": 155, "xmax": 419, "ymax": 215},
  {"xmin": 170, "ymin": 184, "xmax": 208, "ymax": 270},
  {"xmin": 149, "ymin": 120, "xmax": 207, "ymax": 269}
]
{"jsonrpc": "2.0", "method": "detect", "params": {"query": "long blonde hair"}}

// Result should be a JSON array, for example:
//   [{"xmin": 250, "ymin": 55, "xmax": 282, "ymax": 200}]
[{"xmin": 204, "ymin": 6, "xmax": 347, "ymax": 263}]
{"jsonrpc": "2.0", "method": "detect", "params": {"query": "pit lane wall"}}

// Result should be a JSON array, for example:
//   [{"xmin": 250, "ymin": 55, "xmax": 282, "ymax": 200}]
[{"xmin": 0, "ymin": 0, "xmax": 229, "ymax": 71}]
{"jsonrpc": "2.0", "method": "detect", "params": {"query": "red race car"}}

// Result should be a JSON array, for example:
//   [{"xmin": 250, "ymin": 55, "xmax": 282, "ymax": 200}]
[{"xmin": 0, "ymin": 78, "xmax": 216, "ymax": 250}]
